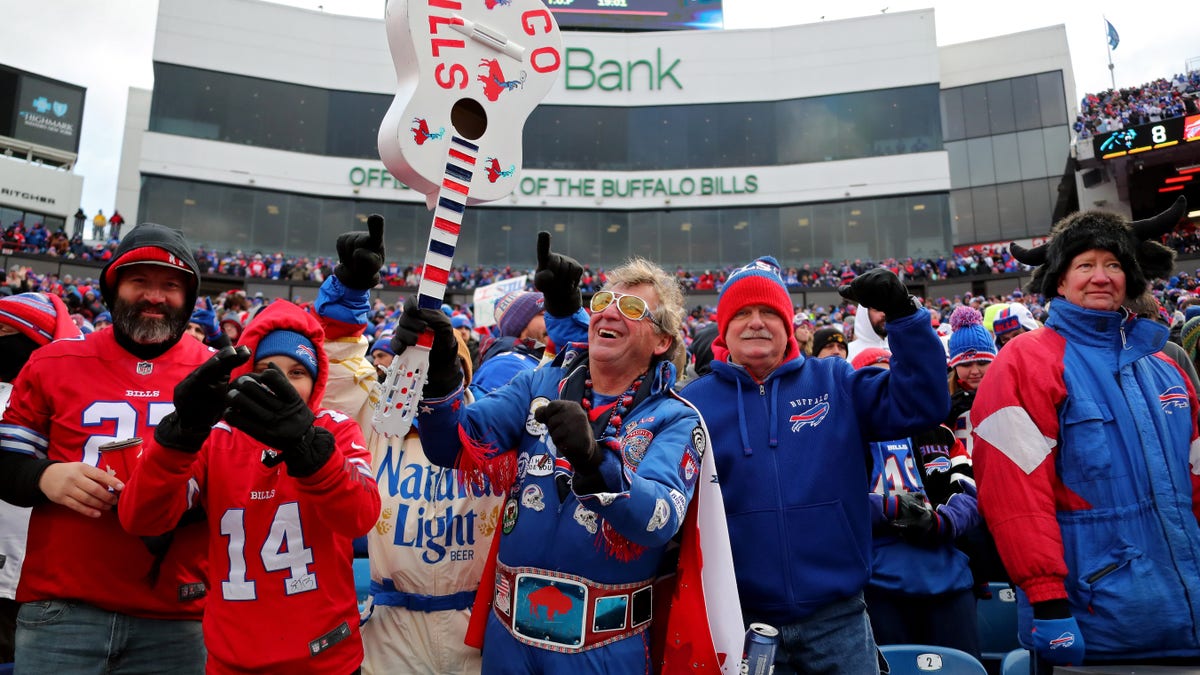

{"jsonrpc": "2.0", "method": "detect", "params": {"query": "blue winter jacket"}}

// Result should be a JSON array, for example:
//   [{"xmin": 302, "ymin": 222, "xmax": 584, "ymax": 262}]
[
  {"xmin": 680, "ymin": 307, "xmax": 949, "ymax": 624},
  {"xmin": 974, "ymin": 300, "xmax": 1200, "ymax": 659},
  {"xmin": 418, "ymin": 348, "xmax": 706, "ymax": 585}
]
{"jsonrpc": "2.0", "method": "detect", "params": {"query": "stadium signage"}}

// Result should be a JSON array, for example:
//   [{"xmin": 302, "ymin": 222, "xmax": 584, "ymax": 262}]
[
  {"xmin": 348, "ymin": 165, "xmax": 757, "ymax": 198},
  {"xmin": 563, "ymin": 47, "xmax": 682, "ymax": 91}
]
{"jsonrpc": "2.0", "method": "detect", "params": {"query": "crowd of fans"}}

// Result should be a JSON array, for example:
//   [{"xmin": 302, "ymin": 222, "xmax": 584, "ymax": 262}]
[
  {"xmin": 8, "ymin": 215, "xmax": 1200, "ymax": 298},
  {"xmin": 1073, "ymin": 68, "xmax": 1200, "ymax": 140}
]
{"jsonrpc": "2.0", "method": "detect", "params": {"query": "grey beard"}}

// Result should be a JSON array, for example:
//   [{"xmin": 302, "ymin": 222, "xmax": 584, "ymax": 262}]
[{"xmin": 113, "ymin": 299, "xmax": 189, "ymax": 345}]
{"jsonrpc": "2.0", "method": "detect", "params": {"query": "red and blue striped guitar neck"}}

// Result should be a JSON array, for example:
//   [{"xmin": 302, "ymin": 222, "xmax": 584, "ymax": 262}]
[{"xmin": 415, "ymin": 135, "xmax": 479, "ymax": 311}]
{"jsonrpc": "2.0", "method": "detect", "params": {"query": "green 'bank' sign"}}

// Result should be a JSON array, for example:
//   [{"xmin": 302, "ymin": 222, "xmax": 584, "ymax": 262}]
[{"xmin": 563, "ymin": 47, "xmax": 682, "ymax": 92}]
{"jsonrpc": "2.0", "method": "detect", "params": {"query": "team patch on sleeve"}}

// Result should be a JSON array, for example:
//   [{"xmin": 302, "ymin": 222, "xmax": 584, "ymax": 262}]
[
  {"xmin": 679, "ymin": 445, "xmax": 700, "ymax": 488},
  {"xmin": 527, "ymin": 397, "xmax": 550, "ymax": 436},
  {"xmin": 622, "ymin": 428, "xmax": 653, "ymax": 469}
]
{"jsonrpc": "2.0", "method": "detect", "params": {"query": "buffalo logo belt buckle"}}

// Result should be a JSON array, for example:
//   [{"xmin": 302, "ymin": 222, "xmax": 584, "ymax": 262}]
[{"xmin": 511, "ymin": 572, "xmax": 587, "ymax": 649}]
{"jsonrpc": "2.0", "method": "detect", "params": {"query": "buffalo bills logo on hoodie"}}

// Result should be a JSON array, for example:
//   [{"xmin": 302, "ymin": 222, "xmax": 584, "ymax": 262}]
[{"xmin": 789, "ymin": 402, "xmax": 830, "ymax": 431}]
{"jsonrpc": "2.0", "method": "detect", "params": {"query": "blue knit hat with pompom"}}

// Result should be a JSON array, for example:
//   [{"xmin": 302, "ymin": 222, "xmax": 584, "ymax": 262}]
[{"xmin": 947, "ymin": 306, "xmax": 997, "ymax": 368}]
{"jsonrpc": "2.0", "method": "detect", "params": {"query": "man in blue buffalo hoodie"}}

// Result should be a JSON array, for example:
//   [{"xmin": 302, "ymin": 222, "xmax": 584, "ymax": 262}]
[{"xmin": 681, "ymin": 257, "xmax": 950, "ymax": 674}]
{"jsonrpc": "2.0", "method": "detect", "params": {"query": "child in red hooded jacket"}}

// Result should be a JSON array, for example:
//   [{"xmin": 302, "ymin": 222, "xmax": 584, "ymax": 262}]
[{"xmin": 121, "ymin": 300, "xmax": 380, "ymax": 674}]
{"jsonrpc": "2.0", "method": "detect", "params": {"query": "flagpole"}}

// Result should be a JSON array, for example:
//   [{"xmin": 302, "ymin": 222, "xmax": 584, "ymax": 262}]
[{"xmin": 1104, "ymin": 16, "xmax": 1116, "ymax": 89}]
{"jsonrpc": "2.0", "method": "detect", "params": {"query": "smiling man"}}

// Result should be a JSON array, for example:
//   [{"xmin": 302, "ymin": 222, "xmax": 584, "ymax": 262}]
[
  {"xmin": 0, "ymin": 222, "xmax": 214, "ymax": 673},
  {"xmin": 392, "ymin": 257, "xmax": 712, "ymax": 674},
  {"xmin": 681, "ymin": 256, "xmax": 950, "ymax": 674}
]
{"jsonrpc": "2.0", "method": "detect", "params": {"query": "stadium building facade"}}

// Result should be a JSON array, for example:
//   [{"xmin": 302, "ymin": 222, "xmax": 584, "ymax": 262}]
[{"xmin": 121, "ymin": 0, "xmax": 1076, "ymax": 272}]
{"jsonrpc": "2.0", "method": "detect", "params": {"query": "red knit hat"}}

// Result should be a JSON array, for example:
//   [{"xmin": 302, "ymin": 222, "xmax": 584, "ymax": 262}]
[
  {"xmin": 851, "ymin": 347, "xmax": 891, "ymax": 370},
  {"xmin": 717, "ymin": 257, "xmax": 796, "ymax": 341},
  {"xmin": 0, "ymin": 292, "xmax": 80, "ymax": 345}
]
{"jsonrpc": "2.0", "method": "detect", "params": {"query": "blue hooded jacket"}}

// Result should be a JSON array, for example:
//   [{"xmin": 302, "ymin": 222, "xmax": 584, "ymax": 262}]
[{"xmin": 681, "ymin": 307, "xmax": 949, "ymax": 624}]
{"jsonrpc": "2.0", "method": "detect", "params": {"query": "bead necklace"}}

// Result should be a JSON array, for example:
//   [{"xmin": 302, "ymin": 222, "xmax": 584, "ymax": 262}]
[{"xmin": 580, "ymin": 372, "xmax": 647, "ymax": 453}]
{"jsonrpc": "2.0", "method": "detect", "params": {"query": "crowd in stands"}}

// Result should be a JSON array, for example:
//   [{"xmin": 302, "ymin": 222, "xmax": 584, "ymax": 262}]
[
  {"xmin": 8, "ymin": 215, "xmax": 1200, "ymax": 297},
  {"xmin": 1073, "ymin": 68, "xmax": 1200, "ymax": 140}
]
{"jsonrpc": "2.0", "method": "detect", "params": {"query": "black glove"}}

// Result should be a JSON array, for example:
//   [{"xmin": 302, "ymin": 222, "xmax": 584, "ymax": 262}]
[
  {"xmin": 155, "ymin": 345, "xmax": 251, "ymax": 452},
  {"xmin": 889, "ymin": 491, "xmax": 939, "ymax": 537},
  {"xmin": 224, "ymin": 365, "xmax": 332, "ymax": 478},
  {"xmin": 838, "ymin": 268, "xmax": 917, "ymax": 320},
  {"xmin": 533, "ymin": 231, "xmax": 583, "ymax": 317},
  {"xmin": 333, "ymin": 213, "xmax": 385, "ymax": 290},
  {"xmin": 391, "ymin": 297, "xmax": 462, "ymax": 397},
  {"xmin": 534, "ymin": 401, "xmax": 605, "ymax": 492}
]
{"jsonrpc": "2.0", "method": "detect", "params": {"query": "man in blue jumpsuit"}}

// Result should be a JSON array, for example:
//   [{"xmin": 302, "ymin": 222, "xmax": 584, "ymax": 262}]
[{"xmin": 393, "ymin": 256, "xmax": 707, "ymax": 674}]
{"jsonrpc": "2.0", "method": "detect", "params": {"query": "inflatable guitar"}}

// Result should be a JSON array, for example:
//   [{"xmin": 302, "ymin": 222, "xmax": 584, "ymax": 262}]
[{"xmin": 373, "ymin": 0, "xmax": 562, "ymax": 437}]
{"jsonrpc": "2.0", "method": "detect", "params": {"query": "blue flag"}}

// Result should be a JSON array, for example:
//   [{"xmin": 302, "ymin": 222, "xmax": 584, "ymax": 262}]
[{"xmin": 1106, "ymin": 19, "xmax": 1119, "ymax": 50}]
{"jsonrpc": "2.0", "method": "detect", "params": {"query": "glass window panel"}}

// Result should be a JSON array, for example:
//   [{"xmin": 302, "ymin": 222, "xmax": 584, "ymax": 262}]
[
  {"xmin": 1010, "ymin": 75, "xmax": 1042, "ymax": 131},
  {"xmin": 986, "ymin": 80, "xmax": 1017, "ymax": 135},
  {"xmin": 941, "ymin": 88, "xmax": 966, "ymax": 142},
  {"xmin": 746, "ymin": 206, "xmax": 781, "ymax": 263},
  {"xmin": 966, "ymin": 137, "xmax": 996, "ymax": 185},
  {"xmin": 722, "ymin": 208, "xmax": 754, "ymax": 265},
  {"xmin": 946, "ymin": 140, "xmax": 971, "ymax": 188},
  {"xmin": 628, "ymin": 211, "xmax": 660, "ymax": 261},
  {"xmin": 1037, "ymin": 71, "xmax": 1068, "ymax": 127},
  {"xmin": 970, "ymin": 185, "xmax": 1001, "ymax": 242},
  {"xmin": 1015, "ymin": 129, "xmax": 1048, "ymax": 179},
  {"xmin": 600, "ymin": 212, "xmax": 630, "ymax": 267},
  {"xmin": 908, "ymin": 194, "xmax": 949, "ymax": 259},
  {"xmin": 148, "ymin": 64, "xmax": 952, "ymax": 171},
  {"xmin": 685, "ymin": 209, "xmax": 722, "ymax": 269},
  {"xmin": 328, "ymin": 90, "xmax": 382, "ymax": 158},
  {"xmin": 950, "ymin": 188, "xmax": 975, "ymax": 244},
  {"xmin": 139, "ymin": 178, "xmax": 184, "ymax": 244},
  {"xmin": 182, "ymin": 182, "xmax": 229, "ymax": 248},
  {"xmin": 253, "ymin": 192, "xmax": 287, "ymax": 253},
  {"xmin": 809, "ymin": 203, "xmax": 841, "ymax": 264},
  {"xmin": 284, "ymin": 195, "xmax": 321, "ymax": 258},
  {"xmin": 992, "ymin": 133, "xmax": 1022, "ymax": 184},
  {"xmin": 962, "ymin": 84, "xmax": 990, "ymax": 139},
  {"xmin": 1041, "ymin": 126, "xmax": 1069, "ymax": 179},
  {"xmin": 1022, "ymin": 178, "xmax": 1054, "ymax": 238},
  {"xmin": 995, "ymin": 182, "xmax": 1025, "ymax": 239}
]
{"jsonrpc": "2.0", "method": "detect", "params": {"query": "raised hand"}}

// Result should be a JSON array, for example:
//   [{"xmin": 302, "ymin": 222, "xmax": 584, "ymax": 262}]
[
  {"xmin": 191, "ymin": 297, "xmax": 221, "ymax": 342},
  {"xmin": 224, "ymin": 364, "xmax": 334, "ymax": 477},
  {"xmin": 390, "ymin": 297, "xmax": 462, "ymax": 397},
  {"xmin": 533, "ymin": 231, "xmax": 583, "ymax": 317},
  {"xmin": 334, "ymin": 213, "xmax": 385, "ymax": 290},
  {"xmin": 838, "ymin": 268, "xmax": 917, "ymax": 320},
  {"xmin": 155, "ymin": 345, "xmax": 252, "ymax": 452}
]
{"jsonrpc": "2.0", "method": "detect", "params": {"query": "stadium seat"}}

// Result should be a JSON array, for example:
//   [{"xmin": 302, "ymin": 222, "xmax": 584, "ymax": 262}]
[
  {"xmin": 1000, "ymin": 648, "xmax": 1029, "ymax": 675},
  {"xmin": 353, "ymin": 557, "xmax": 372, "ymax": 611},
  {"xmin": 978, "ymin": 582, "xmax": 1020, "ymax": 665},
  {"xmin": 880, "ymin": 644, "xmax": 988, "ymax": 675}
]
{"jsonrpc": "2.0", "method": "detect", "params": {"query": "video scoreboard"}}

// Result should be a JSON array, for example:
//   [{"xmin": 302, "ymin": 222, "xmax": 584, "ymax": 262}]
[
  {"xmin": 546, "ymin": 0, "xmax": 723, "ymax": 31},
  {"xmin": 1093, "ymin": 114, "xmax": 1200, "ymax": 160}
]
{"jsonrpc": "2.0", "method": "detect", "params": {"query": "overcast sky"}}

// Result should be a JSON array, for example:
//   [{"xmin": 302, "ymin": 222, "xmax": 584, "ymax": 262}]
[{"xmin": 1, "ymin": 0, "xmax": 1196, "ymax": 216}]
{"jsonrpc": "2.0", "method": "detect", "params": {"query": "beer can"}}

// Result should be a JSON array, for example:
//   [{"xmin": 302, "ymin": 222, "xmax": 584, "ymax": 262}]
[
  {"xmin": 740, "ymin": 622, "xmax": 779, "ymax": 675},
  {"xmin": 98, "ymin": 437, "xmax": 143, "ymax": 483}
]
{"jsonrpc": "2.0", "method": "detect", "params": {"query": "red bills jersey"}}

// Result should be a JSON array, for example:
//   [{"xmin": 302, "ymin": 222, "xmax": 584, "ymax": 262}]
[
  {"xmin": 0, "ymin": 330, "xmax": 215, "ymax": 619},
  {"xmin": 121, "ymin": 411, "xmax": 379, "ymax": 674}
]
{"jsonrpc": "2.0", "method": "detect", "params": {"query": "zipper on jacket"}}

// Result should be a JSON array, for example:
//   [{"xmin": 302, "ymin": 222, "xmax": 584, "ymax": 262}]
[{"xmin": 1084, "ymin": 562, "xmax": 1119, "ymax": 584}]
